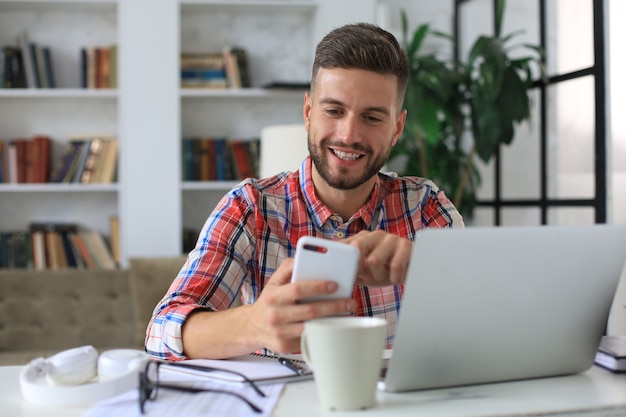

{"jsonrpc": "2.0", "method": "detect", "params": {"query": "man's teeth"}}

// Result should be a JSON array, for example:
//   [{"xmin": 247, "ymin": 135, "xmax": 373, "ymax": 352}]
[{"xmin": 332, "ymin": 149, "xmax": 361, "ymax": 160}]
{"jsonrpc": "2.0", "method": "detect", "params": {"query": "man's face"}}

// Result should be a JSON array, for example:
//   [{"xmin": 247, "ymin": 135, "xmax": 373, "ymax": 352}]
[{"xmin": 304, "ymin": 67, "xmax": 406, "ymax": 190}]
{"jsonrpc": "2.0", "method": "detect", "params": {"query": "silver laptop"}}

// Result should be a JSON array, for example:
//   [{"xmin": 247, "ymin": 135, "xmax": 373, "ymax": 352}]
[{"xmin": 380, "ymin": 224, "xmax": 626, "ymax": 392}]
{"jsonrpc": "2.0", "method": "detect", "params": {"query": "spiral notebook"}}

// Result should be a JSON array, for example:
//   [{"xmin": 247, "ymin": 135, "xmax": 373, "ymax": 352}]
[{"xmin": 162, "ymin": 353, "xmax": 313, "ymax": 385}]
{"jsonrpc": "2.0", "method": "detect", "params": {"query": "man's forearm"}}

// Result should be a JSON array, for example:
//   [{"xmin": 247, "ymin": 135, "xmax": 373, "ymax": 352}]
[{"xmin": 181, "ymin": 305, "xmax": 260, "ymax": 359}]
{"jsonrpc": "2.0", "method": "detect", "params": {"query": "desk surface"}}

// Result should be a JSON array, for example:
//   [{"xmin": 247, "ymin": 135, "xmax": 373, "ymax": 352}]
[{"xmin": 2, "ymin": 365, "xmax": 625, "ymax": 417}]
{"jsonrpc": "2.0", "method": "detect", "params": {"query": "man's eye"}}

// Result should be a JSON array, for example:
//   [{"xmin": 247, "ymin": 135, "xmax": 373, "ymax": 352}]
[
  {"xmin": 325, "ymin": 108, "xmax": 342, "ymax": 116},
  {"xmin": 364, "ymin": 115, "xmax": 383, "ymax": 123}
]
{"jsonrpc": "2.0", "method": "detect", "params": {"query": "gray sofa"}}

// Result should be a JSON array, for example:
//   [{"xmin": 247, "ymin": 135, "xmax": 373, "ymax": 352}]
[{"xmin": 0, "ymin": 256, "xmax": 187, "ymax": 365}]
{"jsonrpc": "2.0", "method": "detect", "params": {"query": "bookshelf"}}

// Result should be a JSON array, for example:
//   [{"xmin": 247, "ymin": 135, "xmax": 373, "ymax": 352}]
[
  {"xmin": 0, "ymin": 0, "xmax": 118, "ymax": 255},
  {"xmin": 0, "ymin": 0, "xmax": 378, "ymax": 268}
]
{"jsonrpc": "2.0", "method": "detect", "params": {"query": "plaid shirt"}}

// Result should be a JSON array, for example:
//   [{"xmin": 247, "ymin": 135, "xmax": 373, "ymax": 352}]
[{"xmin": 146, "ymin": 157, "xmax": 464, "ymax": 359}]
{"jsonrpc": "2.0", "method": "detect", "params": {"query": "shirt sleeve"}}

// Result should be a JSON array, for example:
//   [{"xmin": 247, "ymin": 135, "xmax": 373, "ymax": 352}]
[
  {"xmin": 145, "ymin": 187, "xmax": 256, "ymax": 360},
  {"xmin": 421, "ymin": 183, "xmax": 465, "ymax": 229}
]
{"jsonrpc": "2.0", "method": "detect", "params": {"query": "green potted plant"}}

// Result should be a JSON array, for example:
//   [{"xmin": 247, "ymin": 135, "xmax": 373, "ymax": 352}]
[{"xmin": 389, "ymin": 0, "xmax": 545, "ymax": 219}]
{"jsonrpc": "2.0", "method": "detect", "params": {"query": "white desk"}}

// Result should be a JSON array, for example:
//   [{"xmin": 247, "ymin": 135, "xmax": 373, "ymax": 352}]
[{"xmin": 2, "ymin": 365, "xmax": 625, "ymax": 417}]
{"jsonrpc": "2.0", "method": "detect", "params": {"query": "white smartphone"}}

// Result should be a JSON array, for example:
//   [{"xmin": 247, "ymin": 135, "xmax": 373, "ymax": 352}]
[{"xmin": 290, "ymin": 236, "xmax": 360, "ymax": 302}]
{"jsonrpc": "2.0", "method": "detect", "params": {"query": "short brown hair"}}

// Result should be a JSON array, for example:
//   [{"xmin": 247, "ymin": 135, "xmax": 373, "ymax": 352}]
[{"xmin": 311, "ymin": 22, "xmax": 408, "ymax": 108}]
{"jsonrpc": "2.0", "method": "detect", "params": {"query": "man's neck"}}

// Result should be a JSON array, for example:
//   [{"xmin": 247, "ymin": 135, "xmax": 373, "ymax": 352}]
[{"xmin": 311, "ymin": 168, "xmax": 376, "ymax": 221}]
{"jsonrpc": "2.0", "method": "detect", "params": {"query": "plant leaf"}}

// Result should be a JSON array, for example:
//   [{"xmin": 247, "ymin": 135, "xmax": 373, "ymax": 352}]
[
  {"xmin": 471, "ymin": 95, "xmax": 501, "ymax": 163},
  {"xmin": 468, "ymin": 36, "xmax": 507, "ymax": 101},
  {"xmin": 505, "ymin": 67, "xmax": 530, "ymax": 122},
  {"xmin": 417, "ymin": 97, "xmax": 440, "ymax": 146},
  {"xmin": 408, "ymin": 24, "xmax": 430, "ymax": 61},
  {"xmin": 495, "ymin": 0, "xmax": 506, "ymax": 38}
]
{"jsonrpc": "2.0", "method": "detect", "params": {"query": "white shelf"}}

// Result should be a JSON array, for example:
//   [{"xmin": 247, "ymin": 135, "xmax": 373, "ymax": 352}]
[
  {"xmin": 181, "ymin": 181, "xmax": 239, "ymax": 191},
  {"xmin": 0, "ymin": 183, "xmax": 119, "ymax": 193},
  {"xmin": 180, "ymin": 0, "xmax": 316, "ymax": 13},
  {"xmin": 180, "ymin": 88, "xmax": 306, "ymax": 99},
  {"xmin": 0, "ymin": 89, "xmax": 117, "ymax": 99},
  {"xmin": 0, "ymin": 1, "xmax": 116, "ymax": 12}
]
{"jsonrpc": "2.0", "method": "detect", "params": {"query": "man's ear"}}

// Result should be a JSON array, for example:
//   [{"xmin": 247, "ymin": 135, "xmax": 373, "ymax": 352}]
[
  {"xmin": 391, "ymin": 109, "xmax": 407, "ymax": 146},
  {"xmin": 303, "ymin": 92, "xmax": 312, "ymax": 129}
]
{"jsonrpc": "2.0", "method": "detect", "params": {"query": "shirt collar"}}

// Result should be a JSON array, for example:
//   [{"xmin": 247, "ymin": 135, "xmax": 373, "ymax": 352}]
[{"xmin": 298, "ymin": 156, "xmax": 385, "ymax": 230}]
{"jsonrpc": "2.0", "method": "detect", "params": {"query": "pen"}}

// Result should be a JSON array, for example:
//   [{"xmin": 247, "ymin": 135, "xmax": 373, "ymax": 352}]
[{"xmin": 277, "ymin": 357, "xmax": 306, "ymax": 375}]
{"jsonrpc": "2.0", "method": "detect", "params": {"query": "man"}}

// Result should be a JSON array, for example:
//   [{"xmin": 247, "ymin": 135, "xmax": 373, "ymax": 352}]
[{"xmin": 146, "ymin": 22, "xmax": 464, "ymax": 361}]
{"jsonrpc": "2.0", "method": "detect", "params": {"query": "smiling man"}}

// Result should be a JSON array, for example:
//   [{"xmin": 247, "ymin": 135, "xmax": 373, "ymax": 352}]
[{"xmin": 146, "ymin": 23, "xmax": 464, "ymax": 361}]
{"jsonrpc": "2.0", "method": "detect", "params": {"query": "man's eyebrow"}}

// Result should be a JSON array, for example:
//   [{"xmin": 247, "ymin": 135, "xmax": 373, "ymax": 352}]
[{"xmin": 318, "ymin": 97, "xmax": 391, "ymax": 116}]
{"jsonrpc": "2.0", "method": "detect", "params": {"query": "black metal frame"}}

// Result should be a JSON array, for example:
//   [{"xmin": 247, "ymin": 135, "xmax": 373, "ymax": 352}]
[{"xmin": 454, "ymin": 0, "xmax": 607, "ymax": 225}]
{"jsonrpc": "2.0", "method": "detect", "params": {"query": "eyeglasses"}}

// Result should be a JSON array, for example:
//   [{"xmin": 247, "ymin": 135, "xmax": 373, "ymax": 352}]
[{"xmin": 138, "ymin": 360, "xmax": 265, "ymax": 414}]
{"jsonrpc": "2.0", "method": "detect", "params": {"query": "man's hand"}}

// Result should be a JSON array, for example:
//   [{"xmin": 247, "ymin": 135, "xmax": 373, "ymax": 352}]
[
  {"xmin": 248, "ymin": 258, "xmax": 356, "ymax": 354},
  {"xmin": 344, "ymin": 230, "xmax": 412, "ymax": 287},
  {"xmin": 182, "ymin": 258, "xmax": 355, "ymax": 359}
]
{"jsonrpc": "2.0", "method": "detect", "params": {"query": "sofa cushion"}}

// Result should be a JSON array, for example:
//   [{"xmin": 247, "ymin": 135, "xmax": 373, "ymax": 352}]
[
  {"xmin": 128, "ymin": 256, "xmax": 187, "ymax": 347},
  {"xmin": 0, "ymin": 269, "xmax": 134, "ymax": 355}
]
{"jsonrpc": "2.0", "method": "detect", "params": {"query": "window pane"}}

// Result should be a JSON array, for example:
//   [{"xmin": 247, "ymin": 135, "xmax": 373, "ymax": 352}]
[
  {"xmin": 501, "ymin": 89, "xmax": 542, "ymax": 199},
  {"xmin": 547, "ymin": 207, "xmax": 595, "ymax": 224},
  {"xmin": 503, "ymin": 0, "xmax": 542, "ymax": 80},
  {"xmin": 501, "ymin": 208, "xmax": 541, "ymax": 226},
  {"xmin": 612, "ymin": 173, "xmax": 626, "ymax": 224},
  {"xmin": 546, "ymin": 76, "xmax": 595, "ymax": 199},
  {"xmin": 475, "ymin": 157, "xmax": 495, "ymax": 201},
  {"xmin": 470, "ymin": 207, "xmax": 495, "ymax": 227},
  {"xmin": 546, "ymin": 0, "xmax": 594, "ymax": 76},
  {"xmin": 458, "ymin": 0, "xmax": 493, "ymax": 58}
]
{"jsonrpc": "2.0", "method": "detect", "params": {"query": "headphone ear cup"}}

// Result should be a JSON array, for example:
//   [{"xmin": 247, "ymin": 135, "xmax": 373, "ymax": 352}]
[{"xmin": 45, "ymin": 345, "xmax": 98, "ymax": 386}]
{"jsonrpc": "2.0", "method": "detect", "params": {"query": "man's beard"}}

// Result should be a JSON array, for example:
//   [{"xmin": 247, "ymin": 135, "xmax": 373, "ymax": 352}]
[{"xmin": 308, "ymin": 134, "xmax": 391, "ymax": 190}]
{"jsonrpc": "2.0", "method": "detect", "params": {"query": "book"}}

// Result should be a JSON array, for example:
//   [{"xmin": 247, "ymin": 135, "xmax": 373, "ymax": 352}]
[
  {"xmin": 33, "ymin": 135, "xmax": 52, "ymax": 183},
  {"xmin": 16, "ymin": 32, "xmax": 36, "ymax": 88},
  {"xmin": 11, "ymin": 139, "xmax": 28, "ymax": 183},
  {"xmin": 222, "ymin": 46, "xmax": 242, "ymax": 89},
  {"xmin": 94, "ymin": 138, "xmax": 118, "ymax": 183},
  {"xmin": 108, "ymin": 45, "xmax": 118, "ymax": 88},
  {"xmin": 42, "ymin": 46, "xmax": 55, "ymax": 88},
  {"xmin": 0, "ymin": 231, "xmax": 32, "ymax": 269},
  {"xmin": 68, "ymin": 138, "xmax": 92, "ymax": 183},
  {"xmin": 594, "ymin": 335, "xmax": 626, "ymax": 372},
  {"xmin": 23, "ymin": 139, "xmax": 39, "ymax": 183},
  {"xmin": 87, "ymin": 47, "xmax": 96, "ymax": 89},
  {"xmin": 180, "ymin": 52, "xmax": 227, "ymax": 89},
  {"xmin": 214, "ymin": 138, "xmax": 226, "ymax": 180},
  {"xmin": 97, "ymin": 47, "xmax": 110, "ymax": 89},
  {"xmin": 163, "ymin": 353, "xmax": 312, "ymax": 386},
  {"xmin": 109, "ymin": 215, "xmax": 120, "ymax": 267},
  {"xmin": 79, "ymin": 137, "xmax": 104, "ymax": 183},
  {"xmin": 0, "ymin": 141, "xmax": 4, "ymax": 183},
  {"xmin": 22, "ymin": 135, "xmax": 51, "ymax": 183},
  {"xmin": 80, "ymin": 229, "xmax": 116, "ymax": 270},
  {"xmin": 181, "ymin": 138, "xmax": 195, "ymax": 181},
  {"xmin": 49, "ymin": 140, "xmax": 83, "ymax": 183},
  {"xmin": 230, "ymin": 139, "xmax": 256, "ymax": 179},
  {"xmin": 69, "ymin": 232, "xmax": 96, "ymax": 269},
  {"xmin": 43, "ymin": 227, "xmax": 61, "ymax": 270},
  {"xmin": 35, "ymin": 44, "xmax": 47, "ymax": 88},
  {"xmin": 30, "ymin": 229, "xmax": 46, "ymax": 271},
  {"xmin": 55, "ymin": 224, "xmax": 80, "ymax": 268},
  {"xmin": 231, "ymin": 47, "xmax": 251, "ymax": 88}
]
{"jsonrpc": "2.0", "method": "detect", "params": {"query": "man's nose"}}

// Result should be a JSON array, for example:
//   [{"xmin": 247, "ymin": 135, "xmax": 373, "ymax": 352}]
[{"xmin": 336, "ymin": 115, "xmax": 361, "ymax": 144}]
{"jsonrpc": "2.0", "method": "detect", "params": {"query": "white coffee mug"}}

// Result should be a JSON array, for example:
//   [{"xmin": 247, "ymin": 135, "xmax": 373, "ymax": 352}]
[{"xmin": 301, "ymin": 316, "xmax": 387, "ymax": 411}]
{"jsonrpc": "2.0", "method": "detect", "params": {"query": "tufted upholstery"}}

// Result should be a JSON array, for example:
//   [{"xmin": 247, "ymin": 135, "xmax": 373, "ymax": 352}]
[
  {"xmin": 0, "ymin": 256, "xmax": 187, "ymax": 365},
  {"xmin": 128, "ymin": 256, "xmax": 187, "ymax": 347}
]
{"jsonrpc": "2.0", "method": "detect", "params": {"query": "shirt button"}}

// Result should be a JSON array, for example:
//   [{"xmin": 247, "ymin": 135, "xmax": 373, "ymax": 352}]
[
  {"xmin": 330, "ymin": 215, "xmax": 337, "ymax": 221},
  {"xmin": 336, "ymin": 231, "xmax": 345, "ymax": 239}
]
